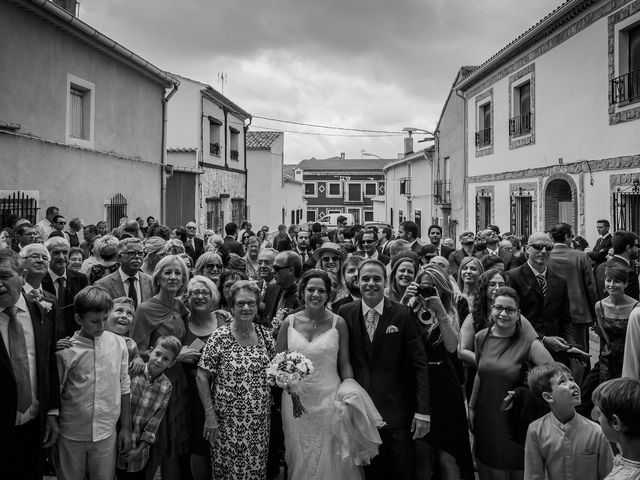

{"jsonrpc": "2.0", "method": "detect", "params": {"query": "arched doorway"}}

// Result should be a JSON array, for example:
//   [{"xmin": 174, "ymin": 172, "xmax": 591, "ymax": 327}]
[{"xmin": 544, "ymin": 176, "xmax": 577, "ymax": 231}]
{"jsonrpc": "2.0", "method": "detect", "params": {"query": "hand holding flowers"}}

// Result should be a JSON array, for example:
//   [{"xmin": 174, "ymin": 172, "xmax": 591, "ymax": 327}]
[{"xmin": 267, "ymin": 351, "xmax": 314, "ymax": 418}]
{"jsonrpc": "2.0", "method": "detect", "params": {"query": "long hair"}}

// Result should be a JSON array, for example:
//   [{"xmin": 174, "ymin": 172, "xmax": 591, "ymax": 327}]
[
  {"xmin": 388, "ymin": 257, "xmax": 418, "ymax": 302},
  {"xmin": 456, "ymin": 256, "xmax": 484, "ymax": 292},
  {"xmin": 478, "ymin": 286, "xmax": 522, "ymax": 359},
  {"xmin": 472, "ymin": 268, "xmax": 509, "ymax": 333},
  {"xmin": 416, "ymin": 265, "xmax": 459, "ymax": 344}
]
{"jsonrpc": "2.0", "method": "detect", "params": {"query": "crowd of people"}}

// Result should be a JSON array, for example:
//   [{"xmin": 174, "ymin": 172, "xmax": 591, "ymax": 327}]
[{"xmin": 3, "ymin": 207, "xmax": 640, "ymax": 480}]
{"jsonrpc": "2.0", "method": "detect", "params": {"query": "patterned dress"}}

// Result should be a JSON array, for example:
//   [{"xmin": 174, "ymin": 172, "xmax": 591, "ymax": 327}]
[{"xmin": 199, "ymin": 324, "xmax": 274, "ymax": 480}]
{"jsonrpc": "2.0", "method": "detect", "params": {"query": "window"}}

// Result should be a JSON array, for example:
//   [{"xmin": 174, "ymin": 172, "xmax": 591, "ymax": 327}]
[
  {"xmin": 347, "ymin": 183, "xmax": 362, "ymax": 202},
  {"xmin": 209, "ymin": 117, "xmax": 221, "ymax": 156},
  {"xmin": 510, "ymin": 194, "xmax": 532, "ymax": 238},
  {"xmin": 363, "ymin": 210, "xmax": 374, "ymax": 222},
  {"xmin": 476, "ymin": 102, "xmax": 492, "ymax": 147},
  {"xmin": 307, "ymin": 209, "xmax": 316, "ymax": 222},
  {"xmin": 510, "ymin": 81, "xmax": 531, "ymax": 136},
  {"xmin": 364, "ymin": 182, "xmax": 377, "ymax": 197},
  {"xmin": 231, "ymin": 198, "xmax": 244, "ymax": 226},
  {"xmin": 106, "ymin": 193, "xmax": 127, "ymax": 230},
  {"xmin": 206, "ymin": 197, "xmax": 222, "ymax": 232},
  {"xmin": 66, "ymin": 74, "xmax": 94, "ymax": 148},
  {"xmin": 612, "ymin": 22, "xmax": 640, "ymax": 105},
  {"xmin": 347, "ymin": 208, "xmax": 361, "ymax": 224},
  {"xmin": 303, "ymin": 182, "xmax": 317, "ymax": 197},
  {"xmin": 229, "ymin": 128, "xmax": 239, "ymax": 160},
  {"xmin": 476, "ymin": 195, "xmax": 492, "ymax": 232},
  {"xmin": 399, "ymin": 178, "xmax": 411, "ymax": 196},
  {"xmin": 326, "ymin": 182, "xmax": 342, "ymax": 198},
  {"xmin": 612, "ymin": 178, "xmax": 640, "ymax": 233}
]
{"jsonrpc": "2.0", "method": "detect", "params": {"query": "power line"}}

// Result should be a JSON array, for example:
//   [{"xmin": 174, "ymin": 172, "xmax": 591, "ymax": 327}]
[
  {"xmin": 252, "ymin": 115, "xmax": 403, "ymax": 134},
  {"xmin": 250, "ymin": 124, "xmax": 403, "ymax": 137}
]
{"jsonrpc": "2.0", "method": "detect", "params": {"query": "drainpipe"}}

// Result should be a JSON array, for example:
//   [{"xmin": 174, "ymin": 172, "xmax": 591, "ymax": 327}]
[
  {"xmin": 161, "ymin": 83, "xmax": 178, "ymax": 225},
  {"xmin": 244, "ymin": 116, "xmax": 252, "ymax": 221},
  {"xmin": 223, "ymin": 109, "xmax": 228, "ymax": 169},
  {"xmin": 455, "ymin": 88, "xmax": 467, "ymax": 229}
]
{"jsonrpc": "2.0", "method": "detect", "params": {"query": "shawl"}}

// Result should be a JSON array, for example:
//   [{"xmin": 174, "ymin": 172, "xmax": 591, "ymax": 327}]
[{"xmin": 131, "ymin": 296, "xmax": 189, "ymax": 352}]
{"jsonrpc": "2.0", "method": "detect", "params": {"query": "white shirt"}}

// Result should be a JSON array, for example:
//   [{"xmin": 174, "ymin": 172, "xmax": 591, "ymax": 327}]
[
  {"xmin": 35, "ymin": 219, "xmax": 54, "ymax": 241},
  {"xmin": 118, "ymin": 268, "xmax": 141, "ymax": 301},
  {"xmin": 0, "ymin": 294, "xmax": 40, "ymax": 425},
  {"xmin": 364, "ymin": 250, "xmax": 379, "ymax": 260}
]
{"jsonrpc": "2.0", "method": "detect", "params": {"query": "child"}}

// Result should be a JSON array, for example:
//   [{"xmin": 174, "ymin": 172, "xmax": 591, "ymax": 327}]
[
  {"xmin": 524, "ymin": 362, "xmax": 613, "ymax": 480},
  {"xmin": 593, "ymin": 378, "xmax": 640, "ymax": 480},
  {"xmin": 116, "ymin": 335, "xmax": 180, "ymax": 480},
  {"xmin": 56, "ymin": 286, "xmax": 131, "ymax": 480},
  {"xmin": 106, "ymin": 297, "xmax": 145, "ymax": 374}
]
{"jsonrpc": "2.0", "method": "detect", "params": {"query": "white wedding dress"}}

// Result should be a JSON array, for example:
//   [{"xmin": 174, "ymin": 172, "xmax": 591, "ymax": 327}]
[{"xmin": 282, "ymin": 314, "xmax": 362, "ymax": 480}]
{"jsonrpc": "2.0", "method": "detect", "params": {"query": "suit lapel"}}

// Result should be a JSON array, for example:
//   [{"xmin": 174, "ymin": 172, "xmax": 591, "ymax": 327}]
[
  {"xmin": 353, "ymin": 301, "xmax": 373, "ymax": 362},
  {"xmin": 371, "ymin": 300, "xmax": 392, "ymax": 360},
  {"xmin": 523, "ymin": 263, "xmax": 544, "ymax": 299},
  {"xmin": 112, "ymin": 274, "xmax": 126, "ymax": 298}
]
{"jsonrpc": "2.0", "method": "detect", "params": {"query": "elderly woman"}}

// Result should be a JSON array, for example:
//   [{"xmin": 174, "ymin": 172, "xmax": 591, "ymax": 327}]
[
  {"xmin": 67, "ymin": 247, "xmax": 84, "ymax": 272},
  {"xmin": 196, "ymin": 280, "xmax": 274, "ymax": 480},
  {"xmin": 131, "ymin": 255, "xmax": 191, "ymax": 479},
  {"xmin": 141, "ymin": 236, "xmax": 166, "ymax": 275},
  {"xmin": 194, "ymin": 251, "xmax": 225, "ymax": 287},
  {"xmin": 244, "ymin": 236, "xmax": 261, "ymax": 280},
  {"xmin": 88, "ymin": 234, "xmax": 119, "ymax": 284},
  {"xmin": 218, "ymin": 269, "xmax": 249, "ymax": 312},
  {"xmin": 183, "ymin": 276, "xmax": 226, "ymax": 480}
]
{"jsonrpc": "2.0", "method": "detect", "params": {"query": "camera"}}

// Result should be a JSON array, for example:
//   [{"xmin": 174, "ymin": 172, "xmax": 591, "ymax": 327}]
[{"xmin": 416, "ymin": 284, "xmax": 437, "ymax": 298}]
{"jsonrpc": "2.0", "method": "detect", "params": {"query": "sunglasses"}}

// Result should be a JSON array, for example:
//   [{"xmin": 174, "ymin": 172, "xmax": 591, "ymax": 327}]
[
  {"xmin": 273, "ymin": 265, "xmax": 292, "ymax": 272},
  {"xmin": 529, "ymin": 243, "xmax": 554, "ymax": 252},
  {"xmin": 204, "ymin": 263, "xmax": 222, "ymax": 271}
]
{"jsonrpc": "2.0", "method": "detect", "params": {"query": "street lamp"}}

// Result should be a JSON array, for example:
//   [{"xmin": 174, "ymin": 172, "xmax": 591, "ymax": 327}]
[
  {"xmin": 361, "ymin": 150, "xmax": 383, "ymax": 160},
  {"xmin": 402, "ymin": 127, "xmax": 436, "ymax": 143}
]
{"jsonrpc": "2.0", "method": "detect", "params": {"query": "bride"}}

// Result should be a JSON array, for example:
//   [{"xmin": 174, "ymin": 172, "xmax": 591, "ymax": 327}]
[{"xmin": 275, "ymin": 269, "xmax": 362, "ymax": 480}]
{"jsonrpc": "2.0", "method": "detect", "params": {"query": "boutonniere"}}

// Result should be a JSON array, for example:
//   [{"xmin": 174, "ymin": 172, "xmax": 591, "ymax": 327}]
[{"xmin": 38, "ymin": 299, "xmax": 53, "ymax": 313}]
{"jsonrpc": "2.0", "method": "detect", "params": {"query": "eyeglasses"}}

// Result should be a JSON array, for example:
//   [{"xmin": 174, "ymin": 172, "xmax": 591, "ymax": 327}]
[
  {"xmin": 235, "ymin": 300, "xmax": 257, "ymax": 309},
  {"xmin": 321, "ymin": 256, "xmax": 340, "ymax": 263},
  {"xmin": 492, "ymin": 305, "xmax": 519, "ymax": 316},
  {"xmin": 529, "ymin": 243, "xmax": 554, "ymax": 252},
  {"xmin": 186, "ymin": 226, "xmax": 196, "ymax": 230},
  {"xmin": 25, "ymin": 253, "xmax": 49, "ymax": 261},
  {"xmin": 273, "ymin": 265, "xmax": 292, "ymax": 273},
  {"xmin": 204, "ymin": 263, "xmax": 222, "ymax": 271},
  {"xmin": 488, "ymin": 281, "xmax": 506, "ymax": 288},
  {"xmin": 122, "ymin": 251, "xmax": 144, "ymax": 257},
  {"xmin": 361, "ymin": 240, "xmax": 376, "ymax": 244},
  {"xmin": 190, "ymin": 289, "xmax": 211, "ymax": 298}
]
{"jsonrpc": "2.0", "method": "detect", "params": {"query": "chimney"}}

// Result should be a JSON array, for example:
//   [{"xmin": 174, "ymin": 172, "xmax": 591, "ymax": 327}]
[
  {"xmin": 340, "ymin": 152, "xmax": 345, "ymax": 159},
  {"xmin": 404, "ymin": 136, "xmax": 414, "ymax": 156},
  {"xmin": 51, "ymin": 0, "xmax": 78, "ymax": 15}
]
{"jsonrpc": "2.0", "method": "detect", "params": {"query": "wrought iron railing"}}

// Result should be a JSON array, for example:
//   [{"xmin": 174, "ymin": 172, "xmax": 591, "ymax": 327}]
[
  {"xmin": 509, "ymin": 112, "xmax": 532, "ymax": 136},
  {"xmin": 475, "ymin": 128, "xmax": 492, "ymax": 148},
  {"xmin": 611, "ymin": 69, "xmax": 640, "ymax": 105},
  {"xmin": 209, "ymin": 142, "xmax": 220, "ymax": 156},
  {"xmin": 230, "ymin": 149, "xmax": 239, "ymax": 160}
]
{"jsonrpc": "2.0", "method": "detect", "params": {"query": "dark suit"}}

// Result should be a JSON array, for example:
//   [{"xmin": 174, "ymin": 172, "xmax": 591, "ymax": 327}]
[
  {"xmin": 260, "ymin": 283, "xmax": 300, "ymax": 330},
  {"xmin": 1, "ymin": 294, "xmax": 60, "ymax": 479},
  {"xmin": 95, "ymin": 269, "xmax": 154, "ymax": 304},
  {"xmin": 506, "ymin": 262, "xmax": 572, "ymax": 357},
  {"xmin": 339, "ymin": 298, "xmax": 430, "ymax": 480},
  {"xmin": 223, "ymin": 236, "xmax": 244, "ymax": 256},
  {"xmin": 437, "ymin": 244, "xmax": 454, "ymax": 260},
  {"xmin": 355, "ymin": 251, "xmax": 390, "ymax": 266},
  {"xmin": 447, "ymin": 248, "xmax": 472, "ymax": 278},
  {"xmin": 42, "ymin": 269, "xmax": 88, "ymax": 339},
  {"xmin": 193, "ymin": 237, "xmax": 204, "ymax": 259},
  {"xmin": 595, "ymin": 256, "xmax": 639, "ymax": 301},
  {"xmin": 589, "ymin": 233, "xmax": 612, "ymax": 267},
  {"xmin": 274, "ymin": 234, "xmax": 294, "ymax": 252}
]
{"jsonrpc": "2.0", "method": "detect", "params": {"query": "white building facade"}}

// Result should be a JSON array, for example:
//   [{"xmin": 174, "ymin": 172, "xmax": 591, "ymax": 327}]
[{"xmin": 458, "ymin": 0, "xmax": 640, "ymax": 244}]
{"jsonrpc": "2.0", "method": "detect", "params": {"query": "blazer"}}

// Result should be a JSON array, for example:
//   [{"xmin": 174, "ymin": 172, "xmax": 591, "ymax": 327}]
[
  {"xmin": 274, "ymin": 234, "xmax": 293, "ymax": 252},
  {"xmin": 193, "ymin": 237, "xmax": 204, "ymax": 259},
  {"xmin": 95, "ymin": 269, "xmax": 154, "ymax": 304},
  {"xmin": 42, "ymin": 269, "xmax": 88, "ymax": 339},
  {"xmin": 354, "ymin": 251, "xmax": 390, "ymax": 266},
  {"xmin": 589, "ymin": 234, "xmax": 612, "ymax": 267},
  {"xmin": 505, "ymin": 262, "xmax": 572, "ymax": 339},
  {"xmin": 438, "ymin": 245, "xmax": 454, "ymax": 260},
  {"xmin": 595, "ymin": 256, "xmax": 640, "ymax": 301},
  {"xmin": 258, "ymin": 283, "xmax": 300, "ymax": 329},
  {"xmin": 223, "ymin": 236, "xmax": 244, "ymax": 256},
  {"xmin": 447, "ymin": 249, "xmax": 472, "ymax": 279},
  {"xmin": 549, "ymin": 244, "xmax": 597, "ymax": 325},
  {"xmin": 338, "ymin": 298, "xmax": 430, "ymax": 429},
  {"xmin": 0, "ymin": 294, "xmax": 60, "ymax": 444}
]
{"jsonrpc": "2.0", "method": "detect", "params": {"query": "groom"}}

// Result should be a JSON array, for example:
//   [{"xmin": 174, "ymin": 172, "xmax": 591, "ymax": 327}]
[{"xmin": 338, "ymin": 259, "xmax": 430, "ymax": 480}]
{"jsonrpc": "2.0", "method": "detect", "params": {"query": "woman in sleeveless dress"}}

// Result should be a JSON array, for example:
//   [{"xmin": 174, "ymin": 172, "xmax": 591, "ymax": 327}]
[{"xmin": 275, "ymin": 269, "xmax": 362, "ymax": 480}]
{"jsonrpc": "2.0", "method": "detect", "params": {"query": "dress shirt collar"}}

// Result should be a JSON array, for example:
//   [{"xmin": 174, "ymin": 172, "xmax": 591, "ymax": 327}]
[
  {"xmin": 49, "ymin": 268, "xmax": 67, "ymax": 283},
  {"xmin": 10, "ymin": 292, "xmax": 28, "ymax": 314},
  {"xmin": 614, "ymin": 254, "xmax": 631, "ymax": 266},
  {"xmin": 549, "ymin": 410, "xmax": 577, "ymax": 428},
  {"xmin": 527, "ymin": 260, "xmax": 547, "ymax": 278},
  {"xmin": 362, "ymin": 298, "xmax": 384, "ymax": 317},
  {"xmin": 23, "ymin": 283, "xmax": 35, "ymax": 295},
  {"xmin": 365, "ymin": 250, "xmax": 379, "ymax": 260},
  {"xmin": 119, "ymin": 268, "xmax": 140, "ymax": 283}
]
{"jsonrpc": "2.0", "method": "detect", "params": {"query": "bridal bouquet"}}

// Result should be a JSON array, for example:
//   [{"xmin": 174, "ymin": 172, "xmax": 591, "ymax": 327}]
[{"xmin": 266, "ymin": 351, "xmax": 314, "ymax": 418}]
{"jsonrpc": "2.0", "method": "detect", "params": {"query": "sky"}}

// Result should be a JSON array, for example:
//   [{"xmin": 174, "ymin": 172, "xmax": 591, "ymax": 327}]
[{"xmin": 79, "ymin": 0, "xmax": 564, "ymax": 164}]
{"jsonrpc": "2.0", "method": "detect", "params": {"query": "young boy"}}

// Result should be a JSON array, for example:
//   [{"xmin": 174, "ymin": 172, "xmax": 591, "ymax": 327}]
[
  {"xmin": 525, "ymin": 362, "xmax": 613, "ymax": 480},
  {"xmin": 593, "ymin": 378, "xmax": 640, "ymax": 480},
  {"xmin": 56, "ymin": 286, "xmax": 131, "ymax": 480},
  {"xmin": 106, "ymin": 297, "xmax": 145, "ymax": 374},
  {"xmin": 116, "ymin": 335, "xmax": 180, "ymax": 480}
]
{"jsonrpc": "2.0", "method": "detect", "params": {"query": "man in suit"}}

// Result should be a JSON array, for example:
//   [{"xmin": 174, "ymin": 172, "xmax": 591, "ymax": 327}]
[
  {"xmin": 589, "ymin": 219, "xmax": 613, "ymax": 268},
  {"xmin": 185, "ymin": 221, "xmax": 204, "ymax": 261},
  {"xmin": 275, "ymin": 224, "xmax": 298, "ymax": 252},
  {"xmin": 0, "ymin": 249, "xmax": 59, "ymax": 479},
  {"xmin": 338, "ymin": 259, "xmax": 430, "ymax": 480},
  {"xmin": 506, "ymin": 231, "xmax": 573, "ymax": 363},
  {"xmin": 19, "ymin": 244, "xmax": 57, "ymax": 308},
  {"xmin": 357, "ymin": 229, "xmax": 390, "ymax": 265},
  {"xmin": 398, "ymin": 221, "xmax": 426, "ymax": 256},
  {"xmin": 95, "ymin": 238, "xmax": 153, "ymax": 307},
  {"xmin": 42, "ymin": 237, "xmax": 88, "ymax": 339},
  {"xmin": 223, "ymin": 222, "xmax": 244, "ymax": 256},
  {"xmin": 595, "ymin": 230, "xmax": 640, "ymax": 300},
  {"xmin": 448, "ymin": 231, "xmax": 475, "ymax": 279},
  {"xmin": 474, "ymin": 228, "xmax": 501, "ymax": 258},
  {"xmin": 378, "ymin": 226, "xmax": 393, "ymax": 257},
  {"xmin": 427, "ymin": 224, "xmax": 454, "ymax": 260},
  {"xmin": 294, "ymin": 230, "xmax": 314, "ymax": 270},
  {"xmin": 549, "ymin": 223, "xmax": 597, "ymax": 352},
  {"xmin": 13, "ymin": 222, "xmax": 38, "ymax": 252}
]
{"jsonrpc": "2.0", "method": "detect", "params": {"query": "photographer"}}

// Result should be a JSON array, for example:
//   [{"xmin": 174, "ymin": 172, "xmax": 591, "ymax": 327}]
[{"xmin": 408, "ymin": 265, "xmax": 474, "ymax": 480}]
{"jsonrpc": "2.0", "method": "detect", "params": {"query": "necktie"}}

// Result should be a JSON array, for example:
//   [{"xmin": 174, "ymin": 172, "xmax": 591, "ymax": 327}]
[
  {"xmin": 127, "ymin": 277, "xmax": 138, "ymax": 308},
  {"xmin": 56, "ymin": 277, "xmax": 66, "ymax": 335},
  {"xmin": 300, "ymin": 251, "xmax": 306, "ymax": 263},
  {"xmin": 537, "ymin": 274, "xmax": 547, "ymax": 297},
  {"xmin": 366, "ymin": 309, "xmax": 376, "ymax": 341},
  {"xmin": 6, "ymin": 306, "xmax": 32, "ymax": 413}
]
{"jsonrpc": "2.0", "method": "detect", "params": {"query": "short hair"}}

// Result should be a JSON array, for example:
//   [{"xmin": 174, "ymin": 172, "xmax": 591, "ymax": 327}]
[
  {"xmin": 159, "ymin": 238, "xmax": 185, "ymax": 256},
  {"xmin": 400, "ymin": 221, "xmax": 419, "ymax": 239},
  {"xmin": 16, "ymin": 222, "xmax": 34, "ymax": 236},
  {"xmin": 52, "ymin": 215, "xmax": 65, "ymax": 224},
  {"xmin": 381, "ymin": 226, "xmax": 392, "ymax": 239},
  {"xmin": 19, "ymin": 243, "xmax": 50, "ymax": 261},
  {"xmin": 312, "ymin": 222, "xmax": 322, "ymax": 233},
  {"xmin": 388, "ymin": 239, "xmax": 409, "ymax": 258},
  {"xmin": 225, "ymin": 222, "xmax": 238, "ymax": 236},
  {"xmin": 0, "ymin": 248, "xmax": 23, "ymax": 273},
  {"xmin": 187, "ymin": 275, "xmax": 220, "ymax": 307},
  {"xmin": 613, "ymin": 230, "xmax": 639, "ymax": 255},
  {"xmin": 68, "ymin": 217, "xmax": 83, "ymax": 231},
  {"xmin": 428, "ymin": 224, "xmax": 442, "ymax": 235},
  {"xmin": 488, "ymin": 224, "xmax": 501, "ymax": 234},
  {"xmin": 94, "ymin": 234, "xmax": 119, "ymax": 259},
  {"xmin": 228, "ymin": 279, "xmax": 261, "ymax": 307},
  {"xmin": 288, "ymin": 224, "xmax": 298, "ymax": 234},
  {"xmin": 143, "ymin": 236, "xmax": 166, "ymax": 255},
  {"xmin": 246, "ymin": 236, "xmax": 259, "ymax": 247},
  {"xmin": 277, "ymin": 250, "xmax": 303, "ymax": 278},
  {"xmin": 527, "ymin": 362, "xmax": 571, "ymax": 399},
  {"xmin": 112, "ymin": 296, "xmax": 135, "ymax": 311},
  {"xmin": 152, "ymin": 255, "xmax": 189, "ymax": 296},
  {"xmin": 298, "ymin": 269, "xmax": 332, "ymax": 303},
  {"xmin": 360, "ymin": 229, "xmax": 378, "ymax": 243},
  {"xmin": 337, "ymin": 215, "xmax": 347, "ymax": 225},
  {"xmin": 219, "ymin": 269, "xmax": 249, "ymax": 307},
  {"xmin": 45, "ymin": 206, "xmax": 59, "ymax": 216},
  {"xmin": 597, "ymin": 219, "xmax": 610, "ymax": 228},
  {"xmin": 117, "ymin": 237, "xmax": 143, "ymax": 254},
  {"xmin": 258, "ymin": 248, "xmax": 277, "ymax": 261},
  {"xmin": 153, "ymin": 335, "xmax": 182, "ymax": 360},
  {"xmin": 96, "ymin": 220, "xmax": 107, "ymax": 228},
  {"xmin": 549, "ymin": 223, "xmax": 573, "ymax": 243},
  {"xmin": 68, "ymin": 247, "xmax": 84, "ymax": 260},
  {"xmin": 342, "ymin": 254, "xmax": 363, "ymax": 278},
  {"xmin": 592, "ymin": 378, "xmax": 640, "ymax": 436},
  {"xmin": 480, "ymin": 254, "xmax": 505, "ymax": 271},
  {"xmin": 147, "ymin": 216, "xmax": 155, "ymax": 224},
  {"xmin": 358, "ymin": 258, "xmax": 387, "ymax": 281},
  {"xmin": 149, "ymin": 224, "xmax": 171, "ymax": 241},
  {"xmin": 74, "ymin": 286, "xmax": 113, "ymax": 316},
  {"xmin": 493, "ymin": 285, "xmax": 519, "ymax": 305},
  {"xmin": 44, "ymin": 236, "xmax": 70, "ymax": 252},
  {"xmin": 507, "ymin": 235, "xmax": 521, "ymax": 250},
  {"xmin": 83, "ymin": 224, "xmax": 98, "ymax": 236}
]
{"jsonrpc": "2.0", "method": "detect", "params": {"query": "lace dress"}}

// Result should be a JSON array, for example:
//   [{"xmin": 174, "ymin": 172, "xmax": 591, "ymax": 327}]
[{"xmin": 282, "ymin": 313, "xmax": 362, "ymax": 480}]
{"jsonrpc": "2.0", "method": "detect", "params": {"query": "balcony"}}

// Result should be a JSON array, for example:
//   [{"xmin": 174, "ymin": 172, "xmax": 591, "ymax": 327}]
[
  {"xmin": 611, "ymin": 69, "xmax": 640, "ymax": 105},
  {"xmin": 230, "ymin": 149, "xmax": 239, "ymax": 160},
  {"xmin": 209, "ymin": 142, "xmax": 220, "ymax": 156},
  {"xmin": 433, "ymin": 179, "xmax": 451, "ymax": 205},
  {"xmin": 475, "ymin": 127, "xmax": 492, "ymax": 148},
  {"xmin": 509, "ymin": 112, "xmax": 532, "ymax": 137}
]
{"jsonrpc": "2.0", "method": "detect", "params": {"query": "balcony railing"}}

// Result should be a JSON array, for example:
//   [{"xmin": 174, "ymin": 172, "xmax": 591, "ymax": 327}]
[
  {"xmin": 230, "ymin": 149, "xmax": 239, "ymax": 160},
  {"xmin": 433, "ymin": 180, "xmax": 451, "ymax": 205},
  {"xmin": 475, "ymin": 128, "xmax": 492, "ymax": 148},
  {"xmin": 611, "ymin": 69, "xmax": 640, "ymax": 105},
  {"xmin": 209, "ymin": 142, "xmax": 220, "ymax": 156},
  {"xmin": 509, "ymin": 111, "xmax": 532, "ymax": 136},
  {"xmin": 400, "ymin": 178, "xmax": 411, "ymax": 196}
]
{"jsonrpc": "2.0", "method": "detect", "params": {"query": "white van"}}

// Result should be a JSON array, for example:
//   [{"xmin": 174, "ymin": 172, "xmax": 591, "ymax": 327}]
[{"xmin": 317, "ymin": 213, "xmax": 354, "ymax": 230}]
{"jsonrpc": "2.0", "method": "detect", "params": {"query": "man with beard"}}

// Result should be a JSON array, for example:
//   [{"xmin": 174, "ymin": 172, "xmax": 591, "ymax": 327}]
[
  {"xmin": 95, "ymin": 238, "xmax": 153, "ymax": 308},
  {"xmin": 42, "ymin": 237, "xmax": 88, "ymax": 339},
  {"xmin": 294, "ymin": 230, "xmax": 314, "ymax": 270}
]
